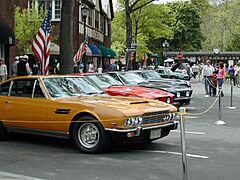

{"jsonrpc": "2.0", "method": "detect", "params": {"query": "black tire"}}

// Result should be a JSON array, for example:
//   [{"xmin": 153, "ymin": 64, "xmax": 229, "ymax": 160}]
[
  {"xmin": 70, "ymin": 116, "xmax": 108, "ymax": 153},
  {"xmin": 0, "ymin": 122, "xmax": 8, "ymax": 140}
]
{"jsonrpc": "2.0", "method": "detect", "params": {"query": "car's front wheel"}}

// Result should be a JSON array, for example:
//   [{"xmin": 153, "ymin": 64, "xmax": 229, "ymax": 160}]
[
  {"xmin": 0, "ymin": 122, "xmax": 8, "ymax": 140},
  {"xmin": 70, "ymin": 116, "xmax": 108, "ymax": 153}
]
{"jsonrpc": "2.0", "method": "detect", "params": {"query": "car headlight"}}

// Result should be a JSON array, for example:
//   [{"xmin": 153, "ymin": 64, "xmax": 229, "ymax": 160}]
[
  {"xmin": 125, "ymin": 116, "xmax": 143, "ymax": 126},
  {"xmin": 186, "ymin": 91, "xmax": 190, "ymax": 97},
  {"xmin": 176, "ymin": 92, "xmax": 181, "ymax": 98},
  {"xmin": 166, "ymin": 97, "xmax": 171, "ymax": 104}
]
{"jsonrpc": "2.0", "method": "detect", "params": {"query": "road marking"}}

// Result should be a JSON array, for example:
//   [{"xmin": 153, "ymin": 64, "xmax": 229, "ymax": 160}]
[
  {"xmin": 0, "ymin": 171, "xmax": 46, "ymax": 180},
  {"xmin": 185, "ymin": 116, "xmax": 198, "ymax": 119},
  {"xmin": 172, "ymin": 130, "xmax": 205, "ymax": 135},
  {"xmin": 142, "ymin": 150, "xmax": 209, "ymax": 159}
]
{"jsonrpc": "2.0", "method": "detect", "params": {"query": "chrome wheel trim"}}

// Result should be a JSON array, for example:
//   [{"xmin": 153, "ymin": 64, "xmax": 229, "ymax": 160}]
[{"xmin": 78, "ymin": 123, "xmax": 100, "ymax": 149}]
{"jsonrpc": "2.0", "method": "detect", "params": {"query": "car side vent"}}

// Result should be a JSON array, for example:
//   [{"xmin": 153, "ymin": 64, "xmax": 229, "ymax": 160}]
[{"xmin": 55, "ymin": 109, "xmax": 71, "ymax": 114}]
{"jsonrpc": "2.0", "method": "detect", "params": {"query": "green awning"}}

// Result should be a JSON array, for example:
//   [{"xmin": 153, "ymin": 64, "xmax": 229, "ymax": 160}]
[{"xmin": 99, "ymin": 45, "xmax": 116, "ymax": 58}]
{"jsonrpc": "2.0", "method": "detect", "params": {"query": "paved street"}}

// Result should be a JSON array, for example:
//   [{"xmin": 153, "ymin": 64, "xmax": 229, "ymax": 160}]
[{"xmin": 0, "ymin": 79, "xmax": 240, "ymax": 180}]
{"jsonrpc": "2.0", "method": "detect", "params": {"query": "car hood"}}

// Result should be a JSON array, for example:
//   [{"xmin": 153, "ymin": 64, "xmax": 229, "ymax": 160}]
[
  {"xmin": 54, "ymin": 95, "xmax": 176, "ymax": 115},
  {"xmin": 137, "ymin": 82, "xmax": 192, "ymax": 94},
  {"xmin": 148, "ymin": 78, "xmax": 187, "ymax": 84},
  {"xmin": 105, "ymin": 86, "xmax": 174, "ymax": 99}
]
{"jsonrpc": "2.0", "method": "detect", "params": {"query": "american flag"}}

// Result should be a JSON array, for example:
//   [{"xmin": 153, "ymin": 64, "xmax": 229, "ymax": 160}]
[
  {"xmin": 73, "ymin": 36, "xmax": 88, "ymax": 63},
  {"xmin": 32, "ymin": 9, "xmax": 52, "ymax": 75}
]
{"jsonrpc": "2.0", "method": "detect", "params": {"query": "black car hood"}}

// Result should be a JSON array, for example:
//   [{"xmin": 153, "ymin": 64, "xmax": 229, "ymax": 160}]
[
  {"xmin": 137, "ymin": 81, "xmax": 192, "ymax": 94},
  {"xmin": 147, "ymin": 78, "xmax": 190, "ymax": 88}
]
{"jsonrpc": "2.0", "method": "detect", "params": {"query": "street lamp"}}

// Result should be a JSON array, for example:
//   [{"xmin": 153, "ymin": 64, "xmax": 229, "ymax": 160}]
[
  {"xmin": 81, "ymin": 4, "xmax": 89, "ymax": 73},
  {"xmin": 162, "ymin": 40, "xmax": 169, "ymax": 60}
]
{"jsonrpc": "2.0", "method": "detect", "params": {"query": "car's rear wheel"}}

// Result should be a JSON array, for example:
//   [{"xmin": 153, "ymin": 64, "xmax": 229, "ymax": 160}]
[
  {"xmin": 70, "ymin": 116, "xmax": 108, "ymax": 153},
  {"xmin": 0, "ymin": 122, "xmax": 8, "ymax": 140}
]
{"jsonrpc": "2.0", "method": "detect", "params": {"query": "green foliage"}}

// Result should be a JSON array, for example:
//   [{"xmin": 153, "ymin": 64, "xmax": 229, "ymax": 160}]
[
  {"xmin": 15, "ymin": 3, "xmax": 57, "ymax": 54},
  {"xmin": 15, "ymin": 5, "xmax": 46, "ymax": 53},
  {"xmin": 169, "ymin": 2, "xmax": 204, "ymax": 51},
  {"xmin": 112, "ymin": 3, "xmax": 175, "ymax": 60},
  {"xmin": 201, "ymin": 0, "xmax": 240, "ymax": 51}
]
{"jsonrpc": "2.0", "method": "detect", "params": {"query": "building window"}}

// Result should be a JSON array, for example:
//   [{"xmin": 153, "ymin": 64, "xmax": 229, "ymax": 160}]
[
  {"xmin": 0, "ymin": 44, "xmax": 4, "ymax": 59},
  {"xmin": 100, "ymin": 16, "xmax": 104, "ymax": 32},
  {"xmin": 88, "ymin": 9, "xmax": 92, "ymax": 26},
  {"xmin": 54, "ymin": 0, "xmax": 61, "ymax": 19},
  {"xmin": 105, "ymin": 19, "xmax": 108, "ymax": 36},
  {"xmin": 28, "ymin": 0, "xmax": 61, "ymax": 21},
  {"xmin": 95, "ymin": 10, "xmax": 99, "ymax": 30}
]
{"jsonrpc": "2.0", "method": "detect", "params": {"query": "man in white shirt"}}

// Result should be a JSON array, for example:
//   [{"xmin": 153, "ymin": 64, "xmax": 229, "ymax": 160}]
[
  {"xmin": 0, "ymin": 59, "xmax": 8, "ymax": 82},
  {"xmin": 202, "ymin": 60, "xmax": 214, "ymax": 97},
  {"xmin": 12, "ymin": 56, "xmax": 19, "ymax": 77}
]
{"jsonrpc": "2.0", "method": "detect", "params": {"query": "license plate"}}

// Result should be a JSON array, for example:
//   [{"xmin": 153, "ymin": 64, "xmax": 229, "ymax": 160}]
[{"xmin": 150, "ymin": 129, "xmax": 162, "ymax": 139}]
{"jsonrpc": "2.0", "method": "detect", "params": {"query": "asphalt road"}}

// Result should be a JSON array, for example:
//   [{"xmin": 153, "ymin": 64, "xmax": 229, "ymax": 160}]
[{"xmin": 0, "ymin": 78, "xmax": 240, "ymax": 180}]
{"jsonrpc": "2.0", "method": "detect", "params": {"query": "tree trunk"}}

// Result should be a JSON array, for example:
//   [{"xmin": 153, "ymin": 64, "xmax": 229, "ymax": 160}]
[
  {"xmin": 60, "ymin": 0, "xmax": 75, "ymax": 74},
  {"xmin": 125, "ymin": 0, "xmax": 132, "ymax": 70}
]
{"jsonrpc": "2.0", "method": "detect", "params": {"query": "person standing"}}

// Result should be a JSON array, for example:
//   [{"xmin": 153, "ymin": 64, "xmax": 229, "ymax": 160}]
[
  {"xmin": 88, "ymin": 61, "xmax": 96, "ymax": 72},
  {"xmin": 0, "ymin": 59, "xmax": 8, "ymax": 82},
  {"xmin": 217, "ymin": 62, "xmax": 226, "ymax": 97},
  {"xmin": 17, "ymin": 56, "xmax": 32, "ymax": 76},
  {"xmin": 202, "ymin": 60, "xmax": 214, "ymax": 97},
  {"xmin": 211, "ymin": 71, "xmax": 218, "ymax": 96},
  {"xmin": 192, "ymin": 64, "xmax": 199, "ymax": 79},
  {"xmin": 12, "ymin": 56, "xmax": 19, "ymax": 77},
  {"xmin": 228, "ymin": 65, "xmax": 235, "ymax": 86}
]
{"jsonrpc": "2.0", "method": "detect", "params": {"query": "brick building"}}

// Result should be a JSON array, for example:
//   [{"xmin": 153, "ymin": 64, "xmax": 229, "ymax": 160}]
[
  {"xmin": 0, "ymin": 0, "xmax": 16, "ymax": 74},
  {"xmin": 0, "ymin": 0, "xmax": 115, "ymax": 75}
]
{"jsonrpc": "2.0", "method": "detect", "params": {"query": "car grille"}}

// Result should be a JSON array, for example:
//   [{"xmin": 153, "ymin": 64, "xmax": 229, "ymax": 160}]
[{"xmin": 143, "ymin": 111, "xmax": 169, "ymax": 125}]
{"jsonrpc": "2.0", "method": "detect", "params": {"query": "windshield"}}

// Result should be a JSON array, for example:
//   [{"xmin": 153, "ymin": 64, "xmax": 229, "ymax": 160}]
[
  {"xmin": 42, "ymin": 77, "xmax": 105, "ymax": 98},
  {"xmin": 86, "ymin": 74, "xmax": 122, "ymax": 88},
  {"xmin": 144, "ymin": 70, "xmax": 162, "ymax": 79},
  {"xmin": 119, "ymin": 72, "xmax": 147, "ymax": 85}
]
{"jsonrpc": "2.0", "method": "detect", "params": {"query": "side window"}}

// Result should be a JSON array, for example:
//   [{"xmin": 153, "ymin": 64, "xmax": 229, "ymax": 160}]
[
  {"xmin": 109, "ymin": 74, "xmax": 121, "ymax": 83},
  {"xmin": 10, "ymin": 79, "xmax": 35, "ymax": 98},
  {"xmin": 33, "ymin": 81, "xmax": 45, "ymax": 98},
  {"xmin": 0, "ymin": 81, "xmax": 11, "ymax": 96}
]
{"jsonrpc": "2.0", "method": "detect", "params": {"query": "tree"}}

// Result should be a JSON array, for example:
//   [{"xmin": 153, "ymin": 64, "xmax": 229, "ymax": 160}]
[
  {"xmin": 168, "ymin": 2, "xmax": 204, "ymax": 51},
  {"xmin": 118, "ymin": 0, "xmax": 155, "ymax": 69},
  {"xmin": 113, "ymin": 3, "xmax": 175, "ymax": 64},
  {"xmin": 15, "ymin": 6, "xmax": 45, "ymax": 54},
  {"xmin": 59, "ymin": 0, "xmax": 75, "ymax": 74},
  {"xmin": 201, "ymin": 0, "xmax": 240, "ymax": 51}
]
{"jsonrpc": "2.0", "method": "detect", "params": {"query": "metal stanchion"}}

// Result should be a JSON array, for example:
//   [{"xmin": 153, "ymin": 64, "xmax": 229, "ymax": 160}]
[
  {"xmin": 215, "ymin": 88, "xmax": 226, "ymax": 125},
  {"xmin": 227, "ymin": 79, "xmax": 236, "ymax": 110},
  {"xmin": 179, "ymin": 107, "xmax": 188, "ymax": 180}
]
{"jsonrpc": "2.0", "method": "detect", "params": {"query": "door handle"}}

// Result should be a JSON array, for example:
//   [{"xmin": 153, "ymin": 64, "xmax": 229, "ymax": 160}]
[{"xmin": 5, "ymin": 100, "xmax": 12, "ymax": 104}]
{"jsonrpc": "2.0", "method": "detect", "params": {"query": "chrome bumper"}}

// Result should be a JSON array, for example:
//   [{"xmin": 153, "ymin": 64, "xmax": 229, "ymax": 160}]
[{"xmin": 105, "ymin": 121, "xmax": 178, "ymax": 133}]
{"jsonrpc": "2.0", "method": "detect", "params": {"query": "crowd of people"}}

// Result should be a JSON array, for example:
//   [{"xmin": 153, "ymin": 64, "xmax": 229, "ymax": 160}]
[
  {"xmin": 0, "ymin": 55, "xmax": 33, "ymax": 82},
  {"xmin": 201, "ymin": 60, "xmax": 240, "ymax": 98}
]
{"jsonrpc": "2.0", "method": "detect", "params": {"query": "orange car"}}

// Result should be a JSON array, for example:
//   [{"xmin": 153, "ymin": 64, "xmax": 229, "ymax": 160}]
[{"xmin": 0, "ymin": 75, "xmax": 178, "ymax": 153}]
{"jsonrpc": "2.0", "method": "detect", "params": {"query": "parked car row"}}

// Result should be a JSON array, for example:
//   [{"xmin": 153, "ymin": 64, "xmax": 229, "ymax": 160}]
[
  {"xmin": 0, "ymin": 75, "xmax": 179, "ymax": 153},
  {"xmin": 0, "ymin": 69, "xmax": 193, "ymax": 153}
]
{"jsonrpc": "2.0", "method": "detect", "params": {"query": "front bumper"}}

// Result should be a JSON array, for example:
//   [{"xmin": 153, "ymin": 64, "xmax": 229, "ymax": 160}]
[
  {"xmin": 105, "ymin": 121, "xmax": 178, "ymax": 133},
  {"xmin": 105, "ymin": 121, "xmax": 178, "ymax": 142}
]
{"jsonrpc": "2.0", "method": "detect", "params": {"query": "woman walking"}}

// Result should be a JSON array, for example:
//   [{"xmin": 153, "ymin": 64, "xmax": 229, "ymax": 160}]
[{"xmin": 217, "ymin": 62, "xmax": 226, "ymax": 97}]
